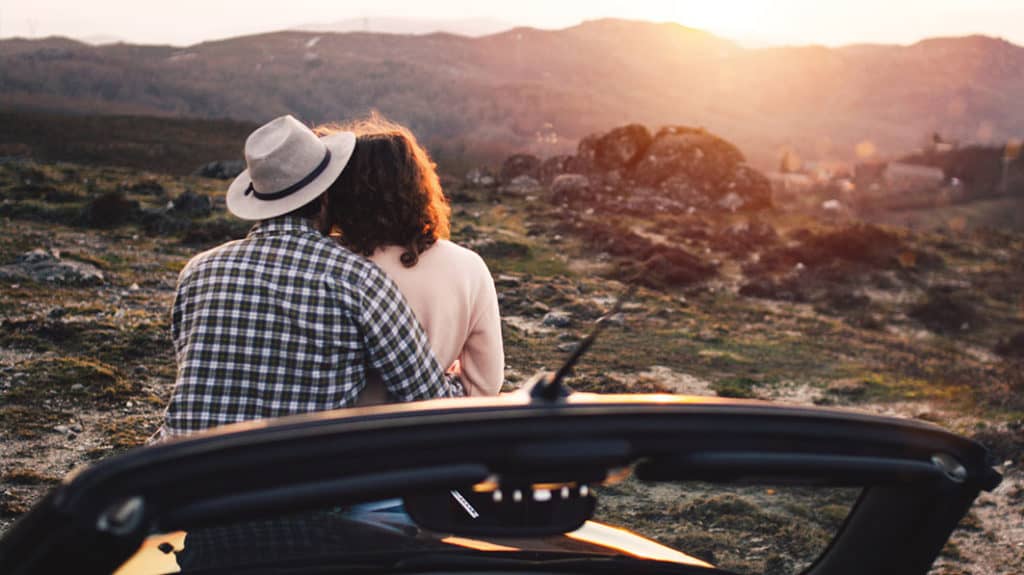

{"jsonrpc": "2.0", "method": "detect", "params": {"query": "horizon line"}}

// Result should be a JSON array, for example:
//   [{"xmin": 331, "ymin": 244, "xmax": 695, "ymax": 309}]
[{"xmin": 0, "ymin": 17, "xmax": 1019, "ymax": 51}]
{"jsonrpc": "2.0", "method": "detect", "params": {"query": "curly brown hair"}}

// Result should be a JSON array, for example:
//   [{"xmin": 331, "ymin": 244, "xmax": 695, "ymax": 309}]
[{"xmin": 317, "ymin": 115, "xmax": 450, "ymax": 267}]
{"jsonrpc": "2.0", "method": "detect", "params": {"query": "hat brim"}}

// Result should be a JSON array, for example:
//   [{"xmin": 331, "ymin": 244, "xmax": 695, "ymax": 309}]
[{"xmin": 226, "ymin": 131, "xmax": 356, "ymax": 221}]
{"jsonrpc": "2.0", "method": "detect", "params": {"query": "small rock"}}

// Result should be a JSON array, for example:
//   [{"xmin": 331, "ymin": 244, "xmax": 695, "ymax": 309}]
[
  {"xmin": 494, "ymin": 274, "xmax": 522, "ymax": 288},
  {"xmin": 541, "ymin": 311, "xmax": 573, "ymax": 328},
  {"xmin": 606, "ymin": 313, "xmax": 626, "ymax": 326},
  {"xmin": 70, "ymin": 383, "xmax": 85, "ymax": 391},
  {"xmin": 557, "ymin": 342, "xmax": 579, "ymax": 353},
  {"xmin": 826, "ymin": 379, "xmax": 869, "ymax": 399},
  {"xmin": 529, "ymin": 301, "xmax": 551, "ymax": 315},
  {"xmin": 70, "ymin": 423, "xmax": 83, "ymax": 433},
  {"xmin": 464, "ymin": 168, "xmax": 498, "ymax": 188},
  {"xmin": 550, "ymin": 174, "xmax": 591, "ymax": 205},
  {"xmin": 129, "ymin": 282, "xmax": 141, "ymax": 291},
  {"xmin": 194, "ymin": 160, "xmax": 246, "ymax": 180},
  {"xmin": 54, "ymin": 425, "xmax": 70, "ymax": 434},
  {"xmin": 501, "ymin": 175, "xmax": 542, "ymax": 197},
  {"xmin": 0, "ymin": 249, "xmax": 104, "ymax": 286},
  {"xmin": 134, "ymin": 365, "xmax": 149, "ymax": 375},
  {"xmin": 718, "ymin": 192, "xmax": 746, "ymax": 212},
  {"xmin": 125, "ymin": 401, "xmax": 133, "ymax": 408}
]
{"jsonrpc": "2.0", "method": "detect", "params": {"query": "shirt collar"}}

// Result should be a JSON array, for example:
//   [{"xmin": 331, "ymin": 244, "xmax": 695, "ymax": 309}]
[{"xmin": 247, "ymin": 216, "xmax": 321, "ymax": 239}]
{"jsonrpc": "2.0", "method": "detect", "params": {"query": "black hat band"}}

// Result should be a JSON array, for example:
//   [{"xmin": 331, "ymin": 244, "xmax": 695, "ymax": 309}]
[{"xmin": 244, "ymin": 148, "xmax": 333, "ymax": 201}]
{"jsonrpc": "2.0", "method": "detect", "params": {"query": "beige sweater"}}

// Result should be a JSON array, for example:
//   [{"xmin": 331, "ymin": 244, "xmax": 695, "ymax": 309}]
[{"xmin": 357, "ymin": 240, "xmax": 504, "ymax": 403}]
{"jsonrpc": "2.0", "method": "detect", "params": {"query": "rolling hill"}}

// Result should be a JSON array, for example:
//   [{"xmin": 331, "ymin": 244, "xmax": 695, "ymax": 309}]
[{"xmin": 1, "ymin": 19, "xmax": 1022, "ymax": 169}]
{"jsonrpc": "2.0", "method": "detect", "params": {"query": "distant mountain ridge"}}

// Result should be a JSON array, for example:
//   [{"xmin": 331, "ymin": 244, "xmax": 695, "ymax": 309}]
[
  {"xmin": 1, "ymin": 19, "xmax": 1022, "ymax": 169},
  {"xmin": 294, "ymin": 17, "xmax": 515, "ymax": 37}
]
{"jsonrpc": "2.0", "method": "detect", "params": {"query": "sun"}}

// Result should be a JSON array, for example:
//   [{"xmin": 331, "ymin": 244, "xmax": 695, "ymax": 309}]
[{"xmin": 637, "ymin": 0, "xmax": 777, "ymax": 41}]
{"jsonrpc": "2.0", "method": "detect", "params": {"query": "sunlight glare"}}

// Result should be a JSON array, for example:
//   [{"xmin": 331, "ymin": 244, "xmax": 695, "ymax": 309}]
[{"xmin": 640, "ymin": 0, "xmax": 770, "ymax": 39}]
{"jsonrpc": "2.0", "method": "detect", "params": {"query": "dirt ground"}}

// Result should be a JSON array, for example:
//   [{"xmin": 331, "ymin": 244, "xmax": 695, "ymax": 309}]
[{"xmin": 1, "ymin": 160, "xmax": 1022, "ymax": 574}]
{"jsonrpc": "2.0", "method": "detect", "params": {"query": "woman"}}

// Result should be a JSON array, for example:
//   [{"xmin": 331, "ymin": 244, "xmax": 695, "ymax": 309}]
[{"xmin": 317, "ymin": 117, "xmax": 504, "ymax": 401}]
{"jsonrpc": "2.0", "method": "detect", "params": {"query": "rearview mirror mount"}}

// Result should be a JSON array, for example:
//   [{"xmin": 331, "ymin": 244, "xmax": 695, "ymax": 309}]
[{"xmin": 404, "ymin": 483, "xmax": 596, "ymax": 537}]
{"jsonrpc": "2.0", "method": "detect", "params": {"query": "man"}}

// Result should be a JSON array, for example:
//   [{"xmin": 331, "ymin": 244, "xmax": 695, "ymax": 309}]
[{"xmin": 155, "ymin": 115, "xmax": 462, "ymax": 440}]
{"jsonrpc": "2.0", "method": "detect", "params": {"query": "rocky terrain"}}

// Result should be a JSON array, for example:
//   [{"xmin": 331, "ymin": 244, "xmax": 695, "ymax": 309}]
[{"xmin": 0, "ymin": 122, "xmax": 1022, "ymax": 573}]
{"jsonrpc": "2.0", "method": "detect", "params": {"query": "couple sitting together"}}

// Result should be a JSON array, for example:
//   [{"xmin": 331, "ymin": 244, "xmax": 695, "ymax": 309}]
[{"xmin": 155, "ymin": 114, "xmax": 503, "ymax": 440}]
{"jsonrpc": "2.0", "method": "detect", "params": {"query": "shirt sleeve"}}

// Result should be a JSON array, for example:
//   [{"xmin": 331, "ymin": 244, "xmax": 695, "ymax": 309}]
[
  {"xmin": 155, "ymin": 265, "xmax": 195, "ymax": 444},
  {"xmin": 170, "ymin": 268, "xmax": 190, "ymax": 362},
  {"xmin": 457, "ymin": 260, "xmax": 505, "ymax": 396},
  {"xmin": 356, "ymin": 264, "xmax": 465, "ymax": 401}
]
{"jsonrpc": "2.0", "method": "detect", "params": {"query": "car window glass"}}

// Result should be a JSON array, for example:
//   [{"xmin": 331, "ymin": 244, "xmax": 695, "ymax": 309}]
[{"xmin": 594, "ymin": 478, "xmax": 861, "ymax": 574}]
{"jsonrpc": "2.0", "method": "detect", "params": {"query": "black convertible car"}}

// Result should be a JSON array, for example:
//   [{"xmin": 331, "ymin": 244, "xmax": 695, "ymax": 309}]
[{"xmin": 0, "ymin": 372, "xmax": 1002, "ymax": 575}]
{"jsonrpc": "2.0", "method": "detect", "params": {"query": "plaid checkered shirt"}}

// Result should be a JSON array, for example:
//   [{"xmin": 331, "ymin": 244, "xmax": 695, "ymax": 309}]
[{"xmin": 156, "ymin": 217, "xmax": 463, "ymax": 440}]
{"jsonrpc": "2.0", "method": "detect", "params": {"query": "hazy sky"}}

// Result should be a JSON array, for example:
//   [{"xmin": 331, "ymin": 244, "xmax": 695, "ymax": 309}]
[{"xmin": 2, "ymin": 0, "xmax": 1022, "ymax": 47}]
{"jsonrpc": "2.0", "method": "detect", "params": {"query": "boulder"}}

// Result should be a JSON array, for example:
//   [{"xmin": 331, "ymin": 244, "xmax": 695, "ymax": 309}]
[
  {"xmin": 574, "ymin": 134, "xmax": 601, "ymax": 172},
  {"xmin": 80, "ymin": 192, "xmax": 141, "ymax": 228},
  {"xmin": 194, "ymin": 160, "xmax": 245, "ymax": 180},
  {"xmin": 594, "ymin": 124, "xmax": 652, "ymax": 170},
  {"xmin": 171, "ymin": 190, "xmax": 213, "ymax": 217},
  {"xmin": 538, "ymin": 155, "xmax": 573, "ymax": 184},
  {"xmin": 0, "ymin": 249, "xmax": 104, "ymax": 286},
  {"xmin": 549, "ymin": 174, "xmax": 590, "ymax": 205},
  {"xmin": 729, "ymin": 164, "xmax": 773, "ymax": 210},
  {"xmin": 660, "ymin": 175, "xmax": 715, "ymax": 210},
  {"xmin": 632, "ymin": 126, "xmax": 745, "ymax": 189},
  {"xmin": 500, "ymin": 154, "xmax": 541, "ymax": 183}
]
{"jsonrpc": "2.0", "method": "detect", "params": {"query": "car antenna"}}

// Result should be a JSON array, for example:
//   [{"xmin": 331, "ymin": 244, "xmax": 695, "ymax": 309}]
[{"xmin": 530, "ymin": 285, "xmax": 637, "ymax": 401}]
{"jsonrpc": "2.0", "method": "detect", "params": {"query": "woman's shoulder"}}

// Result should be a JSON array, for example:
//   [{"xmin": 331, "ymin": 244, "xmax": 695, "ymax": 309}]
[
  {"xmin": 430, "ymin": 239, "xmax": 487, "ymax": 265},
  {"xmin": 431, "ymin": 240, "xmax": 493, "ymax": 277}
]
